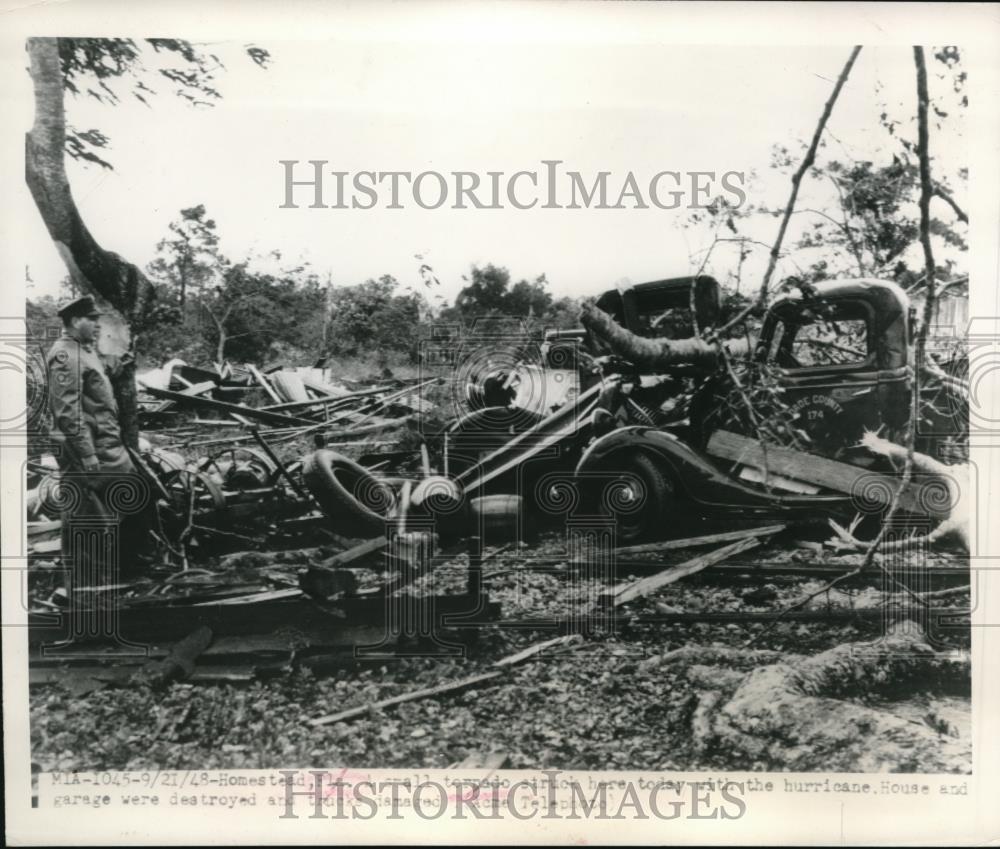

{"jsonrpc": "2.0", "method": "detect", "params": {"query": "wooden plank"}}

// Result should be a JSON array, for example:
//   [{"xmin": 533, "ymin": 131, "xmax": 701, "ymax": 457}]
[
  {"xmin": 706, "ymin": 430, "xmax": 941, "ymax": 518},
  {"xmin": 319, "ymin": 536, "xmax": 387, "ymax": 568},
  {"xmin": 494, "ymin": 633, "xmax": 583, "ymax": 666},
  {"xmin": 192, "ymin": 588, "xmax": 303, "ymax": 606},
  {"xmin": 610, "ymin": 524, "xmax": 785, "ymax": 557},
  {"xmin": 248, "ymin": 364, "xmax": 283, "ymax": 405},
  {"xmin": 257, "ymin": 383, "xmax": 395, "ymax": 411},
  {"xmin": 29, "ymin": 593, "xmax": 500, "ymax": 645},
  {"xmin": 353, "ymin": 378, "xmax": 440, "ymax": 425},
  {"xmin": 191, "ymin": 419, "xmax": 245, "ymax": 427},
  {"xmin": 179, "ymin": 380, "xmax": 217, "ymax": 397},
  {"xmin": 142, "ymin": 378, "xmax": 217, "ymax": 413},
  {"xmin": 605, "ymin": 536, "xmax": 760, "ymax": 607},
  {"xmin": 140, "ymin": 386, "xmax": 317, "ymax": 428},
  {"xmin": 325, "ymin": 417, "xmax": 415, "ymax": 441}
]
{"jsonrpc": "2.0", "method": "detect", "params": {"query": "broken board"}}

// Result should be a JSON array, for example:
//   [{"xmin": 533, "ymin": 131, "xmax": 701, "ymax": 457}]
[{"xmin": 706, "ymin": 430, "xmax": 947, "ymax": 520}]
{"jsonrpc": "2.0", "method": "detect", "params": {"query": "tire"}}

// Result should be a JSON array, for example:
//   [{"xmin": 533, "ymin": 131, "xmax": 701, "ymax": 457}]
[
  {"xmin": 593, "ymin": 452, "xmax": 673, "ymax": 544},
  {"xmin": 302, "ymin": 449, "xmax": 396, "ymax": 536}
]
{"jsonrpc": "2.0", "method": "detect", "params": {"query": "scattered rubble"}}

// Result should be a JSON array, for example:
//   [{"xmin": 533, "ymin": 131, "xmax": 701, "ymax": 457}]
[{"xmin": 27, "ymin": 290, "xmax": 971, "ymax": 773}]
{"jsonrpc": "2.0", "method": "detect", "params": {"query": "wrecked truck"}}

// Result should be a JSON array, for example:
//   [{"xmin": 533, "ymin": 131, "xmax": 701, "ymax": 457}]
[{"xmin": 444, "ymin": 277, "xmax": 962, "ymax": 543}]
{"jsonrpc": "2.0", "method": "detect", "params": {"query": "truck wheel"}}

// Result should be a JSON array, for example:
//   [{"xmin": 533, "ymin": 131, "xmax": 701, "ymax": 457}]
[
  {"xmin": 302, "ymin": 449, "xmax": 396, "ymax": 536},
  {"xmin": 596, "ymin": 453, "xmax": 673, "ymax": 544}
]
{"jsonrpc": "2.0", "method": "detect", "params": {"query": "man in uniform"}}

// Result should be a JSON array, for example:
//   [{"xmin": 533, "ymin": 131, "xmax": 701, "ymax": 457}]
[{"xmin": 47, "ymin": 295, "xmax": 154, "ymax": 585}]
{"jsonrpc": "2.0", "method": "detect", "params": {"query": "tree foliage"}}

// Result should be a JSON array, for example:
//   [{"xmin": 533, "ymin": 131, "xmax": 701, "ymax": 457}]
[
  {"xmin": 57, "ymin": 38, "xmax": 270, "ymax": 169},
  {"xmin": 447, "ymin": 263, "xmax": 579, "ymax": 331},
  {"xmin": 147, "ymin": 204, "xmax": 224, "ymax": 309},
  {"xmin": 325, "ymin": 276, "xmax": 426, "ymax": 366}
]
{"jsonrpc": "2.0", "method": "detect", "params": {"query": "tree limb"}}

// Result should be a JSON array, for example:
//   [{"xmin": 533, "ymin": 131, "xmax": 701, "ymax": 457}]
[
  {"xmin": 933, "ymin": 182, "xmax": 968, "ymax": 224},
  {"xmin": 579, "ymin": 299, "xmax": 749, "ymax": 372},
  {"xmin": 714, "ymin": 46, "xmax": 862, "ymax": 337}
]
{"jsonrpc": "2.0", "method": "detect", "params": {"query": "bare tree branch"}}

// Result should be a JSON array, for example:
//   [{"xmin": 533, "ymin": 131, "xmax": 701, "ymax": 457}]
[
  {"xmin": 746, "ymin": 46, "xmax": 943, "ymax": 648},
  {"xmin": 933, "ymin": 182, "xmax": 968, "ymax": 224},
  {"xmin": 713, "ymin": 46, "xmax": 862, "ymax": 338}
]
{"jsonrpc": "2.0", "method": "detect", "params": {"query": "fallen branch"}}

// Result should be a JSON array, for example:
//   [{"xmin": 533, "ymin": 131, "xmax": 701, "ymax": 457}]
[
  {"xmin": 371, "ymin": 606, "xmax": 972, "ymax": 628},
  {"xmin": 578, "ymin": 301, "xmax": 725, "ymax": 371},
  {"xmin": 310, "ymin": 633, "xmax": 583, "ymax": 726}
]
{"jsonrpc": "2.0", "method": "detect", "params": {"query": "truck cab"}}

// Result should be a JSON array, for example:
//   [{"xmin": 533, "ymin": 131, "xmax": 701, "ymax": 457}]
[
  {"xmin": 751, "ymin": 278, "xmax": 912, "ymax": 456},
  {"xmin": 575, "ymin": 278, "xmax": 931, "ymax": 542}
]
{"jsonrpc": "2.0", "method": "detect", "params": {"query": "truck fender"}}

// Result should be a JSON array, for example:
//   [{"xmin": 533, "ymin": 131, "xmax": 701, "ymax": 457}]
[{"xmin": 575, "ymin": 426, "xmax": 705, "ymax": 497}]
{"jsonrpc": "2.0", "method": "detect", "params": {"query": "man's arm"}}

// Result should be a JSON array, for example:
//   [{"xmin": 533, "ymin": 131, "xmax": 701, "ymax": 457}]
[{"xmin": 48, "ymin": 349, "xmax": 98, "ymax": 469}]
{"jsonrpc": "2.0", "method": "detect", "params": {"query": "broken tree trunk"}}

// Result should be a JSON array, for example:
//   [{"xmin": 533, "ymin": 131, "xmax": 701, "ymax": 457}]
[
  {"xmin": 25, "ymin": 38, "xmax": 159, "ymax": 449},
  {"xmin": 860, "ymin": 431, "xmax": 969, "ymax": 551},
  {"xmin": 579, "ymin": 299, "xmax": 750, "ymax": 372},
  {"xmin": 688, "ymin": 621, "xmax": 970, "ymax": 772}
]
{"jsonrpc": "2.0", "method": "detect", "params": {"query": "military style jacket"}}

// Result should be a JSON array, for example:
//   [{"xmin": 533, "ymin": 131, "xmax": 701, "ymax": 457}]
[{"xmin": 46, "ymin": 333, "xmax": 127, "ymax": 469}]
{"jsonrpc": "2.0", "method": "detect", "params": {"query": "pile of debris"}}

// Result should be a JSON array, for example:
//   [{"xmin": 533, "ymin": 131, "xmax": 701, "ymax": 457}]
[{"xmin": 136, "ymin": 358, "xmax": 435, "ymax": 445}]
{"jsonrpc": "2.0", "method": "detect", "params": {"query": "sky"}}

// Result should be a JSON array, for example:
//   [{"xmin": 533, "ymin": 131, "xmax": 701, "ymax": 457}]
[{"xmin": 17, "ymin": 35, "xmax": 968, "ymax": 305}]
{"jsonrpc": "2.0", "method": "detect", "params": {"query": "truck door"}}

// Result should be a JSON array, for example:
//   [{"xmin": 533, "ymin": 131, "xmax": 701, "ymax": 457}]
[{"xmin": 764, "ymin": 298, "xmax": 884, "ymax": 457}]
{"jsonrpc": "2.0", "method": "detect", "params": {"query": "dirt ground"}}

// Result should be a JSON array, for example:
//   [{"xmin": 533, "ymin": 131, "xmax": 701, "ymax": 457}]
[{"xmin": 29, "ymin": 530, "xmax": 970, "ymax": 776}]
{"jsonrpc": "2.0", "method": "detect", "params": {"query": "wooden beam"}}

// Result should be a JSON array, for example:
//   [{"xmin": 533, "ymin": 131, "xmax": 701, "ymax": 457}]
[
  {"xmin": 140, "ymin": 386, "xmax": 317, "ymax": 428},
  {"xmin": 706, "ymin": 430, "xmax": 943, "ymax": 519},
  {"xmin": 610, "ymin": 524, "xmax": 785, "ymax": 557},
  {"xmin": 248, "ymin": 365, "xmax": 283, "ymax": 405},
  {"xmin": 318, "ymin": 535, "xmax": 387, "ymax": 568},
  {"xmin": 493, "ymin": 633, "xmax": 583, "ymax": 666},
  {"xmin": 604, "ymin": 536, "xmax": 760, "ymax": 607},
  {"xmin": 259, "ymin": 383, "xmax": 396, "ymax": 411}
]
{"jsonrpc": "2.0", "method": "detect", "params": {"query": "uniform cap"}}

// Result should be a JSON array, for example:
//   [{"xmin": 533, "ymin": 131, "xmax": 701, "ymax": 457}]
[{"xmin": 57, "ymin": 296, "xmax": 102, "ymax": 321}]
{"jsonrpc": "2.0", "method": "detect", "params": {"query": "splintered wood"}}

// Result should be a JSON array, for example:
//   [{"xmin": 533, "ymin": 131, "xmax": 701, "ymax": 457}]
[
  {"xmin": 706, "ymin": 430, "xmax": 945, "ymax": 519},
  {"xmin": 602, "ymin": 536, "xmax": 761, "ymax": 607}
]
